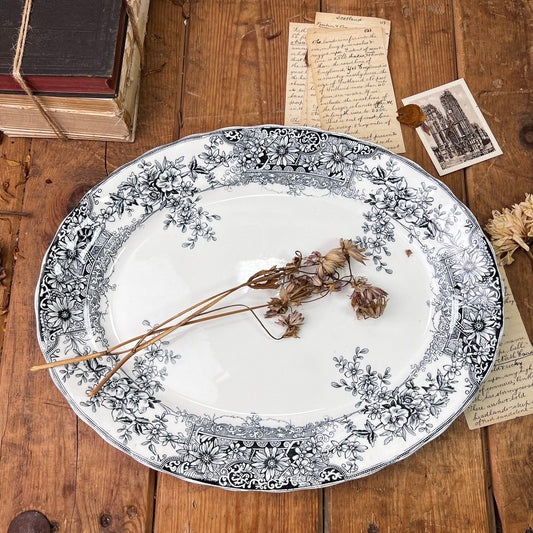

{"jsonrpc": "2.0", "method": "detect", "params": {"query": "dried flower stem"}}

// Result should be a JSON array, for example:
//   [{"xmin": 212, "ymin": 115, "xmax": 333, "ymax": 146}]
[
  {"xmin": 88, "ymin": 284, "xmax": 265, "ymax": 396},
  {"xmin": 33, "ymin": 239, "xmax": 388, "ymax": 397},
  {"xmin": 31, "ymin": 304, "xmax": 273, "ymax": 372},
  {"xmin": 32, "ymin": 285, "xmax": 278, "ymax": 374},
  {"xmin": 88, "ymin": 267, "xmax": 289, "ymax": 396}
]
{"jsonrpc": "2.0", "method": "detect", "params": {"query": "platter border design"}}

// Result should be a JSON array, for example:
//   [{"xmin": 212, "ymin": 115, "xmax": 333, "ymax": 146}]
[{"xmin": 35, "ymin": 126, "xmax": 503, "ymax": 491}]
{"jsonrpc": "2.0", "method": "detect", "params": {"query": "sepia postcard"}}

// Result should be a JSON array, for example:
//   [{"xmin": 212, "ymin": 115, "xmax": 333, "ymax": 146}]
[{"xmin": 402, "ymin": 79, "xmax": 502, "ymax": 175}]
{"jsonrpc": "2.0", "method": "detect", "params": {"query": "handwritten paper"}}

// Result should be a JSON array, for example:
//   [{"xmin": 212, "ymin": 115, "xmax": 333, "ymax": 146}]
[
  {"xmin": 314, "ymin": 12, "xmax": 391, "ymax": 50},
  {"xmin": 301, "ymin": 67, "xmax": 321, "ymax": 128},
  {"xmin": 284, "ymin": 23, "xmax": 313, "ymax": 127},
  {"xmin": 464, "ymin": 265, "xmax": 533, "ymax": 429},
  {"xmin": 299, "ymin": 13, "xmax": 392, "ymax": 129},
  {"xmin": 306, "ymin": 27, "xmax": 405, "ymax": 153},
  {"xmin": 284, "ymin": 14, "xmax": 403, "ymax": 151}
]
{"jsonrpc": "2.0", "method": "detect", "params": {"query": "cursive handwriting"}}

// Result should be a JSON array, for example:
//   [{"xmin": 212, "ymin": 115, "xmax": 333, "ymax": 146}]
[
  {"xmin": 284, "ymin": 23, "xmax": 313, "ymax": 126},
  {"xmin": 306, "ymin": 27, "xmax": 405, "ymax": 153}
]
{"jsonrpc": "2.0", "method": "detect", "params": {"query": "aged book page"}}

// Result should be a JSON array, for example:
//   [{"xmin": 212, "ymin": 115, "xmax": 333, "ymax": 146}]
[
  {"xmin": 301, "ymin": 72, "xmax": 321, "ymax": 128},
  {"xmin": 306, "ymin": 26, "xmax": 405, "ymax": 152},
  {"xmin": 464, "ymin": 265, "xmax": 533, "ymax": 429}
]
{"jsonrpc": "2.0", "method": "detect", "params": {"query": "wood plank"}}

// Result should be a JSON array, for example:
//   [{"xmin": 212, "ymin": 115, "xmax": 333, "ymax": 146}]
[
  {"xmin": 180, "ymin": 0, "xmax": 314, "ymax": 134},
  {"xmin": 0, "ymin": 0, "xmax": 185, "ymax": 524},
  {"xmin": 320, "ymin": 1, "xmax": 493, "ymax": 531},
  {"xmin": 0, "ymin": 140, "xmax": 105, "ymax": 531},
  {"xmin": 156, "ymin": 479, "xmax": 322, "ymax": 533},
  {"xmin": 0, "ymin": 139, "xmax": 156, "ymax": 532},
  {"xmin": 152, "ymin": 1, "xmax": 323, "ymax": 531},
  {"xmin": 64, "ymin": 0, "xmax": 190, "ymax": 530},
  {"xmin": 0, "ymin": 136, "xmax": 31, "ymax": 349},
  {"xmin": 325, "ymin": 418, "xmax": 492, "ymax": 533},
  {"xmin": 106, "ymin": 0, "xmax": 187, "ymax": 171},
  {"xmin": 452, "ymin": 0, "xmax": 533, "ymax": 530}
]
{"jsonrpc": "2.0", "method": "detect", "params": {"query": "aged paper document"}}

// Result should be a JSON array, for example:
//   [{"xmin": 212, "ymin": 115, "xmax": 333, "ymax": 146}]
[
  {"xmin": 306, "ymin": 27, "xmax": 405, "ymax": 152},
  {"xmin": 284, "ymin": 23, "xmax": 313, "ymax": 126},
  {"xmin": 301, "ymin": 71, "xmax": 321, "ymax": 128},
  {"xmin": 314, "ymin": 12, "xmax": 391, "ymax": 50},
  {"xmin": 465, "ymin": 265, "xmax": 533, "ymax": 429},
  {"xmin": 300, "ymin": 13, "xmax": 391, "ymax": 129}
]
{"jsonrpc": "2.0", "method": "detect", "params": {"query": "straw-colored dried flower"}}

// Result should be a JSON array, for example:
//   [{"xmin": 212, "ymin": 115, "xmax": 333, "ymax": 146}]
[{"xmin": 485, "ymin": 194, "xmax": 533, "ymax": 266}]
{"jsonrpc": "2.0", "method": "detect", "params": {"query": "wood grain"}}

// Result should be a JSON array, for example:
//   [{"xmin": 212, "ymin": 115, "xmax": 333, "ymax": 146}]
[
  {"xmin": 0, "ymin": 137, "xmax": 30, "ymax": 350},
  {"xmin": 325, "ymin": 418, "xmax": 493, "ymax": 533},
  {"xmin": 64, "ymin": 1, "xmax": 190, "ymax": 530},
  {"xmin": 180, "ymin": 0, "xmax": 316, "ymax": 135},
  {"xmin": 321, "ymin": 1, "xmax": 493, "ymax": 531},
  {"xmin": 0, "ymin": 140, "xmax": 104, "ymax": 531},
  {"xmin": 0, "ymin": 139, "xmax": 156, "ymax": 532},
  {"xmin": 453, "ymin": 0, "xmax": 533, "ymax": 531},
  {"xmin": 0, "ymin": 1, "xmax": 530, "ymax": 531},
  {"xmin": 155, "ymin": 479, "xmax": 322, "ymax": 533},
  {"xmin": 152, "ymin": 1, "xmax": 323, "ymax": 531},
  {"xmin": 106, "ymin": 0, "xmax": 187, "ymax": 172}
]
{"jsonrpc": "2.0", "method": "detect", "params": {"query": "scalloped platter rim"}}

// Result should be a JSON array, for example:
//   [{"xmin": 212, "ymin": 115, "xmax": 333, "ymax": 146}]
[{"xmin": 35, "ymin": 126, "xmax": 503, "ymax": 492}]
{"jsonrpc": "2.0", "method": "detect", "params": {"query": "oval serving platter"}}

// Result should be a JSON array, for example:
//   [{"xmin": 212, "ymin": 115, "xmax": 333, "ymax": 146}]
[{"xmin": 35, "ymin": 126, "xmax": 503, "ymax": 492}]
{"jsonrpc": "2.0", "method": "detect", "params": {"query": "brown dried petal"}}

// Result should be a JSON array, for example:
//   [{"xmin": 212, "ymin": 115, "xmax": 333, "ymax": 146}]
[
  {"xmin": 311, "ymin": 274, "xmax": 323, "ymax": 287},
  {"xmin": 304, "ymin": 251, "xmax": 323, "ymax": 266},
  {"xmin": 325, "ymin": 248, "xmax": 346, "ymax": 265},
  {"xmin": 285, "ymin": 251, "xmax": 303, "ymax": 272},
  {"xmin": 288, "ymin": 283, "xmax": 315, "ymax": 306},
  {"xmin": 322, "ymin": 258, "xmax": 342, "ymax": 276},
  {"xmin": 340, "ymin": 238, "xmax": 366, "ymax": 264},
  {"xmin": 324, "ymin": 279, "xmax": 343, "ymax": 293},
  {"xmin": 276, "ymin": 311, "xmax": 305, "ymax": 338},
  {"xmin": 350, "ymin": 281, "xmax": 388, "ymax": 320},
  {"xmin": 397, "ymin": 104, "xmax": 426, "ymax": 128},
  {"xmin": 354, "ymin": 297, "xmax": 388, "ymax": 320}
]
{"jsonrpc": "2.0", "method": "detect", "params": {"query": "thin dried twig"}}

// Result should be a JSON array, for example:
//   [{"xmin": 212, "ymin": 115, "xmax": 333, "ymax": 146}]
[
  {"xmin": 32, "ymin": 239, "xmax": 388, "ymax": 397},
  {"xmin": 0, "ymin": 210, "xmax": 30, "ymax": 216},
  {"xmin": 31, "ymin": 303, "xmax": 272, "ymax": 373}
]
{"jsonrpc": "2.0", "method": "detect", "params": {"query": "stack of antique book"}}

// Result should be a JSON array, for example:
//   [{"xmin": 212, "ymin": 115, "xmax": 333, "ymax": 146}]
[{"xmin": 0, "ymin": 0, "xmax": 150, "ymax": 141}]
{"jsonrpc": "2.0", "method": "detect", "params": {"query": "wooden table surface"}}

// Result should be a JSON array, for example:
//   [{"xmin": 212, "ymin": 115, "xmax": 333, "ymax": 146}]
[{"xmin": 0, "ymin": 0, "xmax": 531, "ymax": 531}]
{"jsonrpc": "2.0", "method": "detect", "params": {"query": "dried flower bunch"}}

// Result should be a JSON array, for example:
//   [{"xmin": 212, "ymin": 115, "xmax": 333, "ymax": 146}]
[
  {"xmin": 485, "ymin": 193, "xmax": 533, "ymax": 266},
  {"xmin": 264, "ymin": 238, "xmax": 388, "ymax": 335},
  {"xmin": 32, "ymin": 239, "xmax": 388, "ymax": 396}
]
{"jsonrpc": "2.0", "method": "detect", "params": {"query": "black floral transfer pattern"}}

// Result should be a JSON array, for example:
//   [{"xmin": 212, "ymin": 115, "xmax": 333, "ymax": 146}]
[{"xmin": 36, "ymin": 126, "xmax": 503, "ymax": 491}]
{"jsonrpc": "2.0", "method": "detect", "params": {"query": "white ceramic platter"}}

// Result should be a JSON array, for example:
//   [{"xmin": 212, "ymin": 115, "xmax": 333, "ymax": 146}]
[{"xmin": 36, "ymin": 126, "xmax": 503, "ymax": 491}]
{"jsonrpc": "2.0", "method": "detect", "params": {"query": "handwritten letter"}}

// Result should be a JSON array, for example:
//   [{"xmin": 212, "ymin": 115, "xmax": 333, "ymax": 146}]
[
  {"xmin": 314, "ymin": 12, "xmax": 391, "ymax": 50},
  {"xmin": 301, "ymin": 68, "xmax": 321, "ymax": 127},
  {"xmin": 300, "ymin": 14, "xmax": 391, "ymax": 128},
  {"xmin": 465, "ymin": 265, "xmax": 533, "ymax": 429},
  {"xmin": 284, "ymin": 23, "xmax": 313, "ymax": 126},
  {"xmin": 306, "ymin": 27, "xmax": 405, "ymax": 153}
]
